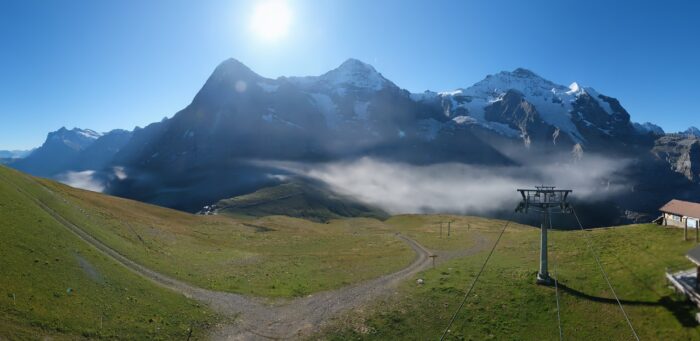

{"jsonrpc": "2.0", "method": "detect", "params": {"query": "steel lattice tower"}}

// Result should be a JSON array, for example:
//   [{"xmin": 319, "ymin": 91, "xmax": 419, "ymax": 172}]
[{"xmin": 516, "ymin": 186, "xmax": 572, "ymax": 285}]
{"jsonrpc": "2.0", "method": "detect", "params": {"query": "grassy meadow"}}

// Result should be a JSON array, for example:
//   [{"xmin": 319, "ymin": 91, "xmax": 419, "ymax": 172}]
[
  {"xmin": 0, "ymin": 166, "xmax": 414, "ymax": 298},
  {"xmin": 317, "ymin": 220, "xmax": 700, "ymax": 340},
  {"xmin": 4, "ymin": 164, "xmax": 700, "ymax": 340},
  {"xmin": 0, "ymin": 167, "xmax": 214, "ymax": 340}
]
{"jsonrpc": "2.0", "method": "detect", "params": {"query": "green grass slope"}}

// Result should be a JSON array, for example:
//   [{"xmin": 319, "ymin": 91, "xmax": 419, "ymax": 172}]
[
  {"xmin": 317, "ymin": 218, "xmax": 700, "ymax": 340},
  {"xmin": 213, "ymin": 181, "xmax": 388, "ymax": 222},
  {"xmin": 0, "ymin": 167, "xmax": 413, "ymax": 298},
  {"xmin": 0, "ymin": 166, "xmax": 214, "ymax": 340},
  {"xmin": 9, "ymin": 162, "xmax": 696, "ymax": 340}
]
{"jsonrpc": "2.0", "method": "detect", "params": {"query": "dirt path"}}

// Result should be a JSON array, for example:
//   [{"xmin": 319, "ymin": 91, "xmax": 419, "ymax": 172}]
[{"xmin": 9, "ymin": 177, "xmax": 490, "ymax": 340}]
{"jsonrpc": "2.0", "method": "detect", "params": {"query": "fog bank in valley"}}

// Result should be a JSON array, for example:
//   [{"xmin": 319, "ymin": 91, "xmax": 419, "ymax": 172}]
[{"xmin": 270, "ymin": 154, "xmax": 629, "ymax": 215}]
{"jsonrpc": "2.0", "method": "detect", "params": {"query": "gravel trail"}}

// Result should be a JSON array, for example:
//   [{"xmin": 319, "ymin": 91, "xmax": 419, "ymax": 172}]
[{"xmin": 9, "ymin": 177, "xmax": 489, "ymax": 340}]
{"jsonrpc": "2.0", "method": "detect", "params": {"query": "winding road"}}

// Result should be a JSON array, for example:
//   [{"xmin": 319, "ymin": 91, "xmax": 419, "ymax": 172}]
[{"xmin": 9, "ymin": 176, "xmax": 490, "ymax": 340}]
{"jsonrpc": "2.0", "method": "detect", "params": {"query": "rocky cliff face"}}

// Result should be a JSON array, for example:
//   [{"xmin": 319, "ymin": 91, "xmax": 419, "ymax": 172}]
[
  {"xmin": 652, "ymin": 135, "xmax": 700, "ymax": 182},
  {"xmin": 483, "ymin": 89, "xmax": 554, "ymax": 147}
]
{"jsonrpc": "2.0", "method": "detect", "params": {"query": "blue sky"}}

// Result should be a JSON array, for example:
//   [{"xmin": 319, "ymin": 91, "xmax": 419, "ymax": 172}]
[{"xmin": 1, "ymin": 0, "xmax": 698, "ymax": 150}]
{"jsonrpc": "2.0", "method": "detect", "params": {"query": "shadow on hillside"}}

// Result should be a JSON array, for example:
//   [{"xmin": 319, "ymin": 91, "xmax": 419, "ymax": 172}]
[{"xmin": 558, "ymin": 282, "xmax": 698, "ymax": 327}]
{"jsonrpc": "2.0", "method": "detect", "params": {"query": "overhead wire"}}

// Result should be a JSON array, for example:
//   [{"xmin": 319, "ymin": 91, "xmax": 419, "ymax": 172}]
[
  {"xmin": 549, "ymin": 211, "xmax": 564, "ymax": 341},
  {"xmin": 439, "ymin": 212, "xmax": 514, "ymax": 341},
  {"xmin": 571, "ymin": 207, "xmax": 640, "ymax": 341}
]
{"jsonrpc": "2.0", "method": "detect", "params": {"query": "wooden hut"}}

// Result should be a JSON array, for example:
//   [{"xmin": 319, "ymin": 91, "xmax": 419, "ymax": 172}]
[{"xmin": 659, "ymin": 199, "xmax": 700, "ymax": 240}]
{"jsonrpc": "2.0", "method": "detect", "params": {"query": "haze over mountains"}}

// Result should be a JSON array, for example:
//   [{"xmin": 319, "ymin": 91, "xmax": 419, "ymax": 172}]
[{"xmin": 8, "ymin": 58, "xmax": 700, "ymax": 226}]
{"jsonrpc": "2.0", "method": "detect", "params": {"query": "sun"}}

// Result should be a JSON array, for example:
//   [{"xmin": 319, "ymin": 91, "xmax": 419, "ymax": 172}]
[{"xmin": 250, "ymin": 0, "xmax": 292, "ymax": 42}]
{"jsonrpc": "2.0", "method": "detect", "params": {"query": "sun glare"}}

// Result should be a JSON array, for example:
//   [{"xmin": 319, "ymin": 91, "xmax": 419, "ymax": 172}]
[{"xmin": 250, "ymin": 0, "xmax": 292, "ymax": 42}]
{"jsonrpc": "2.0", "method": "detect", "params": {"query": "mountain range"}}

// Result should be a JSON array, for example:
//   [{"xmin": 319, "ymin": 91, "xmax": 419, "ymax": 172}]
[
  {"xmin": 0, "ymin": 149, "xmax": 32, "ymax": 159},
  {"xmin": 8, "ymin": 58, "xmax": 700, "ymax": 225}
]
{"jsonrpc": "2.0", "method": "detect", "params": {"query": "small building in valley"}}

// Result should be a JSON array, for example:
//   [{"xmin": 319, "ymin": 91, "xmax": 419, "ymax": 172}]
[{"xmin": 660, "ymin": 199, "xmax": 700, "ymax": 229}]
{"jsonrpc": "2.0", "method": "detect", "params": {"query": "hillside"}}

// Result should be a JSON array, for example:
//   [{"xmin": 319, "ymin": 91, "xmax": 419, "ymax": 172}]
[
  {"xmin": 0, "ymin": 166, "xmax": 414, "ymax": 298},
  {"xmin": 0, "ymin": 166, "xmax": 213, "ymax": 339},
  {"xmin": 317, "ymin": 218, "xmax": 700, "ymax": 340},
  {"xmin": 210, "ymin": 181, "xmax": 388, "ymax": 222},
  {"xmin": 3, "ymin": 164, "xmax": 700, "ymax": 339}
]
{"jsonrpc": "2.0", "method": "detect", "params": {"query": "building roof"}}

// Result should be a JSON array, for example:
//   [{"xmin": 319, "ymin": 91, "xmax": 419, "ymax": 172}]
[
  {"xmin": 688, "ymin": 245, "xmax": 700, "ymax": 265},
  {"xmin": 660, "ymin": 199, "xmax": 700, "ymax": 219}
]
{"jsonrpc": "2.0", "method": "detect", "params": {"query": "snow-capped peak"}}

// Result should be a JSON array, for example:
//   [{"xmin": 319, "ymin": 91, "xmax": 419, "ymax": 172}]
[
  {"xmin": 76, "ymin": 128, "xmax": 102, "ymax": 139},
  {"xmin": 52, "ymin": 127, "xmax": 102, "ymax": 140},
  {"xmin": 414, "ymin": 68, "xmax": 632, "ymax": 144},
  {"xmin": 566, "ymin": 81, "xmax": 594, "ymax": 96},
  {"xmin": 335, "ymin": 58, "xmax": 378, "ymax": 74},
  {"xmin": 511, "ymin": 67, "xmax": 540, "ymax": 78},
  {"xmin": 44, "ymin": 127, "xmax": 102, "ymax": 151},
  {"xmin": 319, "ymin": 58, "xmax": 389, "ymax": 90},
  {"xmin": 288, "ymin": 58, "xmax": 391, "ymax": 92},
  {"xmin": 568, "ymin": 82, "xmax": 581, "ymax": 93}
]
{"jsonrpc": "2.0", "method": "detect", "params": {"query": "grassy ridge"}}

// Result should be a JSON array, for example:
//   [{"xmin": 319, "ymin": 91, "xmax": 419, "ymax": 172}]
[
  {"xmin": 214, "ymin": 181, "xmax": 388, "ymax": 222},
  {"xmin": 318, "ymin": 220, "xmax": 700, "ymax": 340},
  {"xmin": 0, "ymin": 166, "xmax": 214, "ymax": 340},
  {"xmin": 1, "ymin": 167, "xmax": 414, "ymax": 298}
]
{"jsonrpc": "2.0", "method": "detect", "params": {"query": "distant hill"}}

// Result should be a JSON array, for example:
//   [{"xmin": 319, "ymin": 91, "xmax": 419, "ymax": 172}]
[
  {"xmin": 208, "ymin": 180, "xmax": 388, "ymax": 222},
  {"xmin": 0, "ymin": 149, "xmax": 32, "ymax": 159}
]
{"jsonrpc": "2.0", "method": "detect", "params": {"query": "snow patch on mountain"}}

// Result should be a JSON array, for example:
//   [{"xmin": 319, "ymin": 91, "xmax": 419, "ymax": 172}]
[
  {"xmin": 309, "ymin": 93, "xmax": 340, "ymax": 127},
  {"xmin": 288, "ymin": 58, "xmax": 391, "ymax": 92},
  {"xmin": 50, "ymin": 127, "xmax": 102, "ymax": 141},
  {"xmin": 77, "ymin": 129, "xmax": 102, "ymax": 139},
  {"xmin": 451, "ymin": 115, "xmax": 519, "ymax": 137},
  {"xmin": 414, "ymin": 68, "xmax": 630, "ymax": 144},
  {"xmin": 452, "ymin": 115, "xmax": 477, "ymax": 125},
  {"xmin": 261, "ymin": 108, "xmax": 304, "ymax": 129},
  {"xmin": 566, "ymin": 83, "xmax": 613, "ymax": 115}
]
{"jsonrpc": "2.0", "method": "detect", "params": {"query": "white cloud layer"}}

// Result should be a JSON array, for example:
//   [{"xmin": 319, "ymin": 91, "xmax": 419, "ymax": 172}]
[
  {"xmin": 57, "ymin": 170, "xmax": 105, "ymax": 192},
  {"xmin": 270, "ymin": 155, "xmax": 629, "ymax": 215}
]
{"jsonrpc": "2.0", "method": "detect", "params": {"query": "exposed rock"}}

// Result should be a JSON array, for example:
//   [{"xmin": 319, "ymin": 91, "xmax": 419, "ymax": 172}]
[
  {"xmin": 484, "ymin": 90, "xmax": 555, "ymax": 146},
  {"xmin": 652, "ymin": 135, "xmax": 700, "ymax": 182}
]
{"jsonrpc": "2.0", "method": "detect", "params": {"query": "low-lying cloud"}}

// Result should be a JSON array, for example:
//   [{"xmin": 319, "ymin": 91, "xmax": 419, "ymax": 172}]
[
  {"xmin": 268, "ymin": 154, "xmax": 629, "ymax": 215},
  {"xmin": 56, "ymin": 166, "xmax": 128, "ymax": 193},
  {"xmin": 57, "ymin": 170, "xmax": 105, "ymax": 192}
]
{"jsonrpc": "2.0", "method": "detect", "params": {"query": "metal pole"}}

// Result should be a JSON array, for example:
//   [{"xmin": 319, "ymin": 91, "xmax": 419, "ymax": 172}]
[
  {"xmin": 537, "ymin": 208, "xmax": 551, "ymax": 284},
  {"xmin": 516, "ymin": 187, "xmax": 570, "ymax": 286}
]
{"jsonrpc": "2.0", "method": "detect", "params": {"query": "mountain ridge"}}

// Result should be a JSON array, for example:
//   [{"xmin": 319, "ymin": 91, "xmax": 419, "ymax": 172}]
[{"xmin": 7, "ymin": 58, "xmax": 699, "ymax": 225}]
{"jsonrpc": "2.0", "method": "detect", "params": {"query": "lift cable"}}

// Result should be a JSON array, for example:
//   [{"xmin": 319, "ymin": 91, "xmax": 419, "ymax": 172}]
[
  {"xmin": 439, "ymin": 213, "xmax": 513, "ymax": 341},
  {"xmin": 571, "ymin": 207, "xmax": 640, "ymax": 341},
  {"xmin": 548, "ymin": 212, "xmax": 564, "ymax": 341}
]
